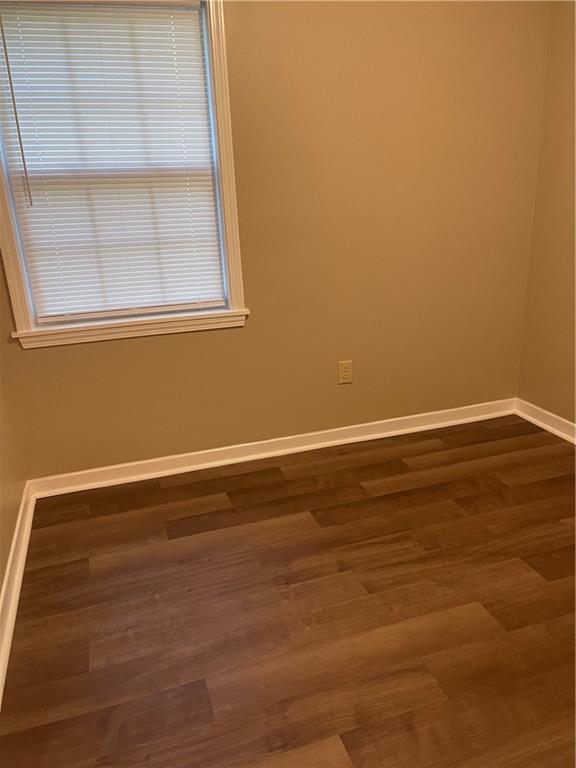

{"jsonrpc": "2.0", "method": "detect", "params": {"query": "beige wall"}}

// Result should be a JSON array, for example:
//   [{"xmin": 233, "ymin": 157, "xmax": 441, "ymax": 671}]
[
  {"xmin": 519, "ymin": 1, "xmax": 575, "ymax": 422},
  {"xmin": 0, "ymin": 273, "xmax": 24, "ymax": 573}
]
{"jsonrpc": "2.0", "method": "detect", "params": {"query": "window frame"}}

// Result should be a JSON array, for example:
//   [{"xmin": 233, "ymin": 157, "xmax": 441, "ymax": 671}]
[{"xmin": 0, "ymin": 0, "xmax": 248, "ymax": 348}]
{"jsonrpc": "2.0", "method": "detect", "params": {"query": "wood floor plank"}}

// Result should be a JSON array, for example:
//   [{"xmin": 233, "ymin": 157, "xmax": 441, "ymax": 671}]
[
  {"xmin": 362, "ymin": 442, "xmax": 573, "ymax": 498},
  {"xmin": 247, "ymin": 736, "xmax": 354, "ymax": 768},
  {"xmin": 32, "ymin": 481, "xmax": 234, "ymax": 528},
  {"xmin": 278, "ymin": 571, "xmax": 368, "ymax": 614},
  {"xmin": 360, "ymin": 557, "xmax": 546, "ymax": 618},
  {"xmin": 438, "ymin": 420, "xmax": 543, "ymax": 447},
  {"xmin": 314, "ymin": 498, "xmax": 466, "ymax": 531},
  {"xmin": 91, "ymin": 511, "xmax": 320, "ymax": 579},
  {"xmin": 31, "ymin": 502, "xmax": 92, "ymax": 530},
  {"xmin": 482, "ymin": 575, "xmax": 574, "ymax": 630},
  {"xmin": 0, "ymin": 654, "xmax": 212, "ymax": 736},
  {"xmin": 166, "ymin": 484, "xmax": 368, "ymax": 539},
  {"xmin": 348, "ymin": 680, "xmax": 572, "ymax": 767},
  {"xmin": 341, "ymin": 662, "xmax": 574, "ymax": 768},
  {"xmin": 423, "ymin": 623, "xmax": 571, "ymax": 699},
  {"xmin": 541, "ymin": 612, "xmax": 575, "ymax": 647},
  {"xmin": 457, "ymin": 474, "xmax": 575, "ymax": 514},
  {"xmin": 494, "ymin": 454, "xmax": 575, "ymax": 486},
  {"xmin": 4, "ymin": 638, "xmax": 89, "ymax": 691},
  {"xmin": 403, "ymin": 431, "xmax": 560, "ymax": 469},
  {"xmin": 0, "ymin": 416, "xmax": 573, "ymax": 767},
  {"xmin": 88, "ymin": 582, "xmax": 292, "ymax": 673},
  {"xmin": 16, "ymin": 559, "xmax": 90, "ymax": 618},
  {"xmin": 523, "ymin": 545, "xmax": 575, "ymax": 581},
  {"xmin": 0, "ymin": 680, "xmax": 214, "ymax": 768},
  {"xmin": 158, "ymin": 466, "xmax": 286, "ymax": 494},
  {"xmin": 207, "ymin": 603, "xmax": 503, "ymax": 716},
  {"xmin": 228, "ymin": 474, "xmax": 380, "ymax": 508},
  {"xmin": 460, "ymin": 717, "xmax": 575, "ymax": 768},
  {"xmin": 279, "ymin": 438, "xmax": 447, "ymax": 479},
  {"xmin": 312, "ymin": 477, "xmax": 506, "ymax": 527},
  {"xmin": 309, "ymin": 582, "xmax": 459, "ymax": 640},
  {"xmin": 228, "ymin": 461, "xmax": 409, "ymax": 506},
  {"xmin": 25, "ymin": 506, "xmax": 178, "ymax": 571},
  {"xmin": 473, "ymin": 497, "xmax": 575, "ymax": 535}
]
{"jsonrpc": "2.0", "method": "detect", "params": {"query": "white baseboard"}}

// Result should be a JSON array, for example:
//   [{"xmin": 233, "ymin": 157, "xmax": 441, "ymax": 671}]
[
  {"xmin": 1, "ymin": 394, "xmax": 574, "ymax": 709},
  {"xmin": 515, "ymin": 398, "xmax": 576, "ymax": 444},
  {"xmin": 29, "ymin": 398, "xmax": 517, "ymax": 499},
  {"xmin": 0, "ymin": 482, "xmax": 35, "ymax": 706}
]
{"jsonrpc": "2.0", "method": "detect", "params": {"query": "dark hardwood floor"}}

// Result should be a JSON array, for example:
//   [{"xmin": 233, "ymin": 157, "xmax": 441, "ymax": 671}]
[{"xmin": 0, "ymin": 415, "xmax": 574, "ymax": 767}]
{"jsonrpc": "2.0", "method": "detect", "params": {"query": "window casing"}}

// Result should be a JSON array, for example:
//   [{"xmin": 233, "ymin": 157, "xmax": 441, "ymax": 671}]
[{"xmin": 0, "ymin": 0, "xmax": 247, "ymax": 348}]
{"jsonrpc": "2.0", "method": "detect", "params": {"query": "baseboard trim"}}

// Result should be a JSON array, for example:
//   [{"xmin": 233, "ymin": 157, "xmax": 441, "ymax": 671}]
[
  {"xmin": 2, "ymin": 394, "xmax": 573, "ymax": 709},
  {"xmin": 0, "ymin": 482, "xmax": 35, "ymax": 705},
  {"xmin": 515, "ymin": 398, "xmax": 576, "ymax": 444},
  {"xmin": 29, "ymin": 398, "xmax": 516, "ymax": 499}
]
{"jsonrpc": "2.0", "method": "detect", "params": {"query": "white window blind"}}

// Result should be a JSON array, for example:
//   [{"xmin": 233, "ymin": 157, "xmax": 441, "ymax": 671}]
[{"xmin": 0, "ymin": 1, "xmax": 228, "ymax": 323}]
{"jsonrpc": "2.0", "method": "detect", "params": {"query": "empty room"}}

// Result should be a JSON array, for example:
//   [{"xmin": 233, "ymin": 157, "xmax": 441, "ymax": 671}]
[{"xmin": 0, "ymin": 0, "xmax": 574, "ymax": 765}]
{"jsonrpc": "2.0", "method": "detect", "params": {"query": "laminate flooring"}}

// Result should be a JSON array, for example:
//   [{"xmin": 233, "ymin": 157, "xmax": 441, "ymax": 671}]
[{"xmin": 0, "ymin": 415, "xmax": 574, "ymax": 767}]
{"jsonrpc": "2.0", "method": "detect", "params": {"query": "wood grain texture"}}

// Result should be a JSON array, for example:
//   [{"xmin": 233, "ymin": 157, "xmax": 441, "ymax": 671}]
[{"xmin": 0, "ymin": 416, "xmax": 573, "ymax": 767}]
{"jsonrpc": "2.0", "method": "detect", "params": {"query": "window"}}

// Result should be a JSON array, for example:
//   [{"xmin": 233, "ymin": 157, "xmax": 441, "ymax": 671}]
[{"xmin": 0, "ymin": 0, "xmax": 247, "ymax": 347}]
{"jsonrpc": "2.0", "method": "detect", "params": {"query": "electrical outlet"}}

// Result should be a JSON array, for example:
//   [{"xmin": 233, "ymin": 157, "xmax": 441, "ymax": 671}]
[{"xmin": 338, "ymin": 360, "xmax": 352, "ymax": 384}]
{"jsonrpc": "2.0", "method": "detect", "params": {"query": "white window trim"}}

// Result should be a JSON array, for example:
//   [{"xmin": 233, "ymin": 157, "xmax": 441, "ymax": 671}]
[{"xmin": 0, "ymin": 0, "xmax": 248, "ymax": 349}]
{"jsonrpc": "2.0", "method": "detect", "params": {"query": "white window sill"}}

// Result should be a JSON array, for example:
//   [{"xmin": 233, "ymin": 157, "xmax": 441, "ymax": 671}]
[{"xmin": 12, "ymin": 307, "xmax": 250, "ymax": 349}]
